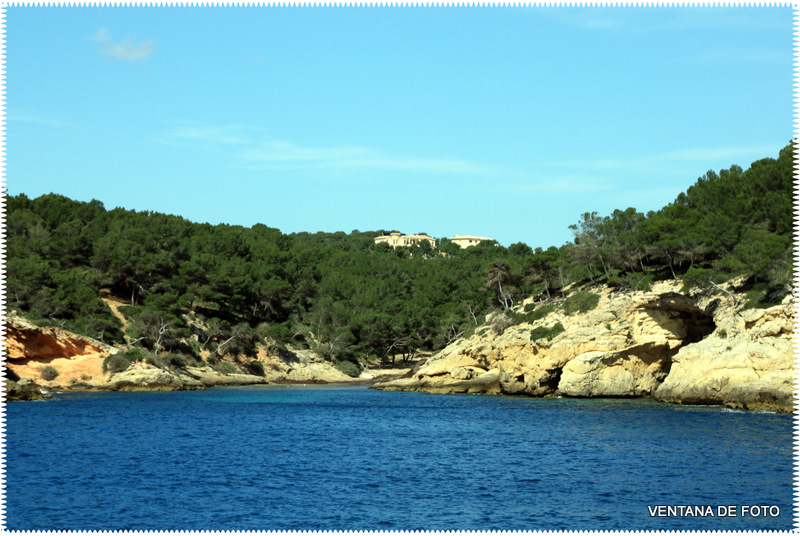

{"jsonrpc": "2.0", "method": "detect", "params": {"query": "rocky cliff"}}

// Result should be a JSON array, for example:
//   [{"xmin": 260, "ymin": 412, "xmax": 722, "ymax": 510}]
[
  {"xmin": 5, "ymin": 312, "xmax": 115, "ymax": 394},
  {"xmin": 373, "ymin": 281, "xmax": 795, "ymax": 413},
  {"xmin": 654, "ymin": 302, "xmax": 795, "ymax": 412},
  {"xmin": 3, "ymin": 311, "xmax": 386, "ymax": 398}
]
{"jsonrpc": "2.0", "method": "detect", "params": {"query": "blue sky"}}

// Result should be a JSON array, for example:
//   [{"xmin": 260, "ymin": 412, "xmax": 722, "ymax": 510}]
[{"xmin": 5, "ymin": 6, "xmax": 794, "ymax": 248}]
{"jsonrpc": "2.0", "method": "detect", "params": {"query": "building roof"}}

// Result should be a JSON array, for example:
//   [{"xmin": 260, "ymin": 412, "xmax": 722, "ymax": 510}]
[{"xmin": 450, "ymin": 235, "xmax": 492, "ymax": 241}]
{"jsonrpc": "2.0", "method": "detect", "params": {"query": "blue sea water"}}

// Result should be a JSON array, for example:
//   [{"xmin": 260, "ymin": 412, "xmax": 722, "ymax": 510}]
[{"xmin": 3, "ymin": 385, "xmax": 795, "ymax": 531}]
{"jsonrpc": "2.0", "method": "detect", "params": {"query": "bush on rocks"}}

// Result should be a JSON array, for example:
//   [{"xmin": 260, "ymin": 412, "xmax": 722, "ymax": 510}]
[
  {"xmin": 167, "ymin": 352, "xmax": 189, "ymax": 369},
  {"xmin": 334, "ymin": 360, "xmax": 361, "ymax": 378},
  {"xmin": 562, "ymin": 292, "xmax": 600, "ymax": 315},
  {"xmin": 530, "ymin": 323, "xmax": 565, "ymax": 342},
  {"xmin": 103, "ymin": 354, "xmax": 132, "ymax": 374},
  {"xmin": 40, "ymin": 365, "xmax": 59, "ymax": 381},
  {"xmin": 244, "ymin": 360, "xmax": 265, "ymax": 376},
  {"xmin": 145, "ymin": 352, "xmax": 166, "ymax": 369},
  {"xmin": 490, "ymin": 312, "xmax": 514, "ymax": 335}
]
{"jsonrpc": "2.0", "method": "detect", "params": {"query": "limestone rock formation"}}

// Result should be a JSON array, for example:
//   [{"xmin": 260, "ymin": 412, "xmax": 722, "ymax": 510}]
[
  {"xmin": 558, "ymin": 342, "xmax": 673, "ymax": 397},
  {"xmin": 3, "ymin": 379, "xmax": 49, "ymax": 401},
  {"xmin": 102, "ymin": 365, "xmax": 270, "ymax": 391},
  {"xmin": 3, "ymin": 311, "xmax": 390, "ymax": 398},
  {"xmin": 654, "ymin": 301, "xmax": 795, "ymax": 412},
  {"xmin": 374, "ymin": 369, "xmax": 503, "ymax": 395},
  {"xmin": 5, "ymin": 311, "xmax": 117, "ymax": 360},
  {"xmin": 3, "ymin": 312, "xmax": 272, "ymax": 394},
  {"xmin": 374, "ymin": 282, "xmax": 715, "ymax": 399},
  {"xmin": 256, "ymin": 348, "xmax": 359, "ymax": 383},
  {"xmin": 374, "ymin": 281, "xmax": 795, "ymax": 412},
  {"xmin": 5, "ymin": 312, "xmax": 114, "ymax": 389}
]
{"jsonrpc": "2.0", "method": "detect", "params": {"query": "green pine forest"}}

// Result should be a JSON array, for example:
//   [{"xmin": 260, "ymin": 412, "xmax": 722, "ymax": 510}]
[{"xmin": 6, "ymin": 144, "xmax": 795, "ymax": 374}]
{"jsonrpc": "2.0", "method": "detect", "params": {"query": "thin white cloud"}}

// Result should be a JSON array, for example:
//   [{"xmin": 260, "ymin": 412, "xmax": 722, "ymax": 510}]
[
  {"xmin": 93, "ymin": 28, "xmax": 156, "ymax": 62},
  {"xmin": 241, "ymin": 140, "xmax": 371, "ymax": 164},
  {"xmin": 240, "ymin": 139, "xmax": 491, "ymax": 175},
  {"xmin": 163, "ymin": 124, "xmax": 494, "ymax": 176},
  {"xmin": 8, "ymin": 114, "xmax": 66, "ymax": 127},
  {"xmin": 170, "ymin": 125, "xmax": 251, "ymax": 145}
]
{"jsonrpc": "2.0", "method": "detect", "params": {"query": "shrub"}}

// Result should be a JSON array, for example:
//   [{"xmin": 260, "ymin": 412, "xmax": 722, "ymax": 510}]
[
  {"xmin": 255, "ymin": 322, "xmax": 272, "ymax": 338},
  {"xmin": 740, "ymin": 289, "xmax": 763, "ymax": 310},
  {"xmin": 512, "ymin": 304, "xmax": 557, "ymax": 325},
  {"xmin": 80, "ymin": 373, "xmax": 92, "ymax": 381},
  {"xmin": 314, "ymin": 341, "xmax": 335, "ymax": 360},
  {"xmin": 681, "ymin": 267, "xmax": 739, "ymax": 294},
  {"xmin": 102, "ymin": 347, "xmax": 143, "ymax": 374},
  {"xmin": 529, "ymin": 304, "xmax": 557, "ymax": 322},
  {"xmin": 40, "ymin": 365, "xmax": 59, "ymax": 381},
  {"xmin": 611, "ymin": 271, "xmax": 653, "ymax": 293},
  {"xmin": 146, "ymin": 353, "xmax": 166, "ymax": 369},
  {"xmin": 187, "ymin": 338, "xmax": 202, "ymax": 356},
  {"xmin": 717, "ymin": 329, "xmax": 728, "ymax": 338},
  {"xmin": 334, "ymin": 360, "xmax": 361, "ymax": 378},
  {"xmin": 227, "ymin": 324, "xmax": 259, "ymax": 356},
  {"xmin": 103, "ymin": 354, "xmax": 132, "ymax": 374},
  {"xmin": 244, "ymin": 360, "xmax": 265, "ymax": 376},
  {"xmin": 530, "ymin": 323, "xmax": 565, "ymax": 342},
  {"xmin": 166, "ymin": 352, "xmax": 190, "ymax": 369},
  {"xmin": 562, "ymin": 292, "xmax": 600, "ymax": 316},
  {"xmin": 681, "ymin": 267, "xmax": 716, "ymax": 293},
  {"xmin": 741, "ymin": 285, "xmax": 787, "ymax": 310},
  {"xmin": 264, "ymin": 323, "xmax": 292, "ymax": 345},
  {"xmin": 490, "ymin": 312, "xmax": 514, "ymax": 335},
  {"xmin": 121, "ymin": 348, "xmax": 144, "ymax": 362},
  {"xmin": 632, "ymin": 274, "xmax": 653, "ymax": 292}
]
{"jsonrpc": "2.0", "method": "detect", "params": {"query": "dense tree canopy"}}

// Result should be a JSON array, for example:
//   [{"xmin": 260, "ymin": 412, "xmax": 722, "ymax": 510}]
[{"xmin": 6, "ymin": 143, "xmax": 794, "ymax": 365}]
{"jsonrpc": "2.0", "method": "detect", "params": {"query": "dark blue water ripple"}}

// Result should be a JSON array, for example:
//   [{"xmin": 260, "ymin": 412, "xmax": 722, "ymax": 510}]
[{"xmin": 3, "ymin": 386, "xmax": 794, "ymax": 531}]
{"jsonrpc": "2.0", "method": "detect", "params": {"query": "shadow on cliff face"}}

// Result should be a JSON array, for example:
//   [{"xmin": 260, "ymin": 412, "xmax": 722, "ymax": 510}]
[
  {"xmin": 541, "ymin": 368, "xmax": 563, "ymax": 393},
  {"xmin": 636, "ymin": 293, "xmax": 717, "ymax": 384},
  {"xmin": 554, "ymin": 293, "xmax": 718, "ymax": 399},
  {"xmin": 643, "ymin": 292, "xmax": 717, "ymax": 345},
  {"xmin": 8, "ymin": 324, "xmax": 106, "ymax": 360}
]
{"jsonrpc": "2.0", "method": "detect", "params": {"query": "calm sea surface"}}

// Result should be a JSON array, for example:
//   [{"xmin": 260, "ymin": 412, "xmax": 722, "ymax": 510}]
[{"xmin": 3, "ymin": 385, "xmax": 795, "ymax": 531}]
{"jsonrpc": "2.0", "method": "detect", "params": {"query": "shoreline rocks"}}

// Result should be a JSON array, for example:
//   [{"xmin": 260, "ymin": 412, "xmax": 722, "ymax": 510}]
[
  {"xmin": 4, "ymin": 380, "xmax": 51, "ymax": 402},
  {"xmin": 6, "ymin": 282, "xmax": 794, "ymax": 412},
  {"xmin": 374, "ymin": 283, "xmax": 795, "ymax": 413},
  {"xmin": 653, "ymin": 302, "xmax": 795, "ymax": 412},
  {"xmin": 3, "ymin": 313, "xmax": 415, "ymax": 397}
]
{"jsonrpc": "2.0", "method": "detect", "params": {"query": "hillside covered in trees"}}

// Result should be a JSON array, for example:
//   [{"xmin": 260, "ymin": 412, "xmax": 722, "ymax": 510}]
[{"xmin": 6, "ymin": 144, "xmax": 794, "ymax": 374}]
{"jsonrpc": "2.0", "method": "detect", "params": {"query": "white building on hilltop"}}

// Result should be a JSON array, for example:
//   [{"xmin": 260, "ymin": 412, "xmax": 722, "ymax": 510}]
[
  {"xmin": 450, "ymin": 235, "xmax": 494, "ymax": 248},
  {"xmin": 374, "ymin": 232, "xmax": 437, "ymax": 249}
]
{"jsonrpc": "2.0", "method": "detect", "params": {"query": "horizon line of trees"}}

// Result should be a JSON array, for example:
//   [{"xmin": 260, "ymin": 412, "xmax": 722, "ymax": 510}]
[{"xmin": 6, "ymin": 142, "xmax": 794, "ymax": 369}]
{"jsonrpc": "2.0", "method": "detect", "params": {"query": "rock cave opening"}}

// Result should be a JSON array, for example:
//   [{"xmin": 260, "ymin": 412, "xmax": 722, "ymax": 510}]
[{"xmin": 645, "ymin": 292, "xmax": 717, "ymax": 346}]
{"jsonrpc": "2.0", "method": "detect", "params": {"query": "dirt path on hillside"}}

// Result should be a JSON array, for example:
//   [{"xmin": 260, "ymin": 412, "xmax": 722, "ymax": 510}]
[{"xmin": 100, "ymin": 293, "xmax": 130, "ymax": 336}]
